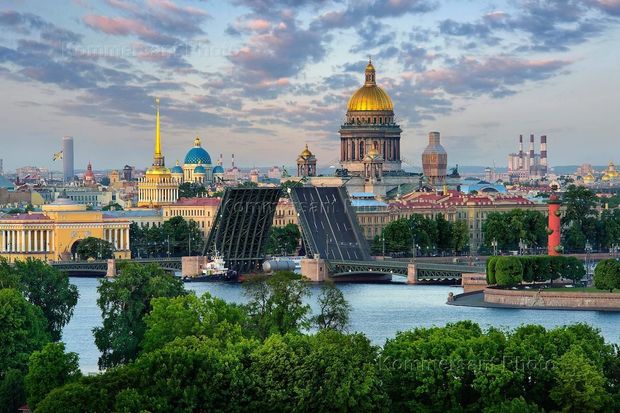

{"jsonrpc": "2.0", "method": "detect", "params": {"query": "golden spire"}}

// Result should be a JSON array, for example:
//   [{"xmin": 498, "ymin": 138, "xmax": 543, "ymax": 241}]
[{"xmin": 155, "ymin": 97, "xmax": 161, "ymax": 157}]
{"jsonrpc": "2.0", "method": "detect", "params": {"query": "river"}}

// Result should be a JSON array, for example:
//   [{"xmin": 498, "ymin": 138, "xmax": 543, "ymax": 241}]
[{"xmin": 63, "ymin": 277, "xmax": 620, "ymax": 373}]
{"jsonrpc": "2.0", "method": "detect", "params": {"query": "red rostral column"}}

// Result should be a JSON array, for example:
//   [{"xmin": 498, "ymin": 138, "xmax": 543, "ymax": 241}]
[{"xmin": 548, "ymin": 194, "xmax": 561, "ymax": 255}]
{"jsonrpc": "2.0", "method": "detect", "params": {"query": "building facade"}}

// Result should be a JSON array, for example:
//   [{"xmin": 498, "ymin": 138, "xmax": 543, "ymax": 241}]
[
  {"xmin": 297, "ymin": 145, "xmax": 317, "ymax": 177},
  {"xmin": 63, "ymin": 136, "xmax": 74, "ymax": 182},
  {"xmin": 0, "ymin": 195, "xmax": 131, "ymax": 261}
]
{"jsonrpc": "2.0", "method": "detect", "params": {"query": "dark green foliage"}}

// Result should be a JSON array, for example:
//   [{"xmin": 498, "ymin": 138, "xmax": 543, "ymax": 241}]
[
  {"xmin": 76, "ymin": 236, "xmax": 113, "ymax": 260},
  {"xmin": 482, "ymin": 209, "xmax": 547, "ymax": 252},
  {"xmin": 25, "ymin": 342, "xmax": 81, "ymax": 410},
  {"xmin": 246, "ymin": 331, "xmax": 388, "ymax": 412},
  {"xmin": 93, "ymin": 263, "xmax": 186, "ymax": 368},
  {"xmin": 101, "ymin": 202, "xmax": 123, "ymax": 211},
  {"xmin": 495, "ymin": 257, "xmax": 523, "ymax": 287},
  {"xmin": 482, "ymin": 398, "xmax": 543, "ymax": 413},
  {"xmin": 12, "ymin": 259, "xmax": 79, "ymax": 341},
  {"xmin": 178, "ymin": 181, "xmax": 206, "ymax": 198},
  {"xmin": 130, "ymin": 216, "xmax": 203, "ymax": 257},
  {"xmin": 0, "ymin": 289, "xmax": 50, "ymax": 373},
  {"xmin": 373, "ymin": 214, "xmax": 469, "ymax": 255},
  {"xmin": 142, "ymin": 292, "xmax": 249, "ymax": 353},
  {"xmin": 594, "ymin": 259, "xmax": 620, "ymax": 292},
  {"xmin": 486, "ymin": 256, "xmax": 497, "ymax": 284},
  {"xmin": 491, "ymin": 256, "xmax": 585, "ymax": 286},
  {"xmin": 265, "ymin": 223, "xmax": 301, "ymax": 255},
  {"xmin": 313, "ymin": 281, "xmax": 351, "ymax": 332},
  {"xmin": 243, "ymin": 271, "xmax": 311, "ymax": 340},
  {"xmin": 0, "ymin": 369, "xmax": 26, "ymax": 413}
]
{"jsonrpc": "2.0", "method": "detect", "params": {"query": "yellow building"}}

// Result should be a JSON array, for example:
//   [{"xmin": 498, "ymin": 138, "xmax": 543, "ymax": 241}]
[
  {"xmin": 161, "ymin": 197, "xmax": 298, "ymax": 239},
  {"xmin": 0, "ymin": 195, "xmax": 131, "ymax": 261},
  {"xmin": 137, "ymin": 98, "xmax": 179, "ymax": 207}
]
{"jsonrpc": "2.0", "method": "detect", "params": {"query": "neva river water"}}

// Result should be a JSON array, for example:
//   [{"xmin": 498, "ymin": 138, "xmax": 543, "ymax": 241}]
[{"xmin": 63, "ymin": 277, "xmax": 620, "ymax": 373}]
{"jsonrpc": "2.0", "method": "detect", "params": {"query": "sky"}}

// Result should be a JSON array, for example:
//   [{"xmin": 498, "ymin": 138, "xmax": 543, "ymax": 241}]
[{"xmin": 0, "ymin": 0, "xmax": 619, "ymax": 172}]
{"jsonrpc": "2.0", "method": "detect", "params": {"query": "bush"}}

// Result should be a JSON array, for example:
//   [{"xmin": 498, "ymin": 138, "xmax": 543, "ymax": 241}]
[
  {"xmin": 594, "ymin": 259, "xmax": 620, "ymax": 292},
  {"xmin": 486, "ymin": 257, "xmax": 497, "ymax": 284},
  {"xmin": 495, "ymin": 257, "xmax": 523, "ymax": 287}
]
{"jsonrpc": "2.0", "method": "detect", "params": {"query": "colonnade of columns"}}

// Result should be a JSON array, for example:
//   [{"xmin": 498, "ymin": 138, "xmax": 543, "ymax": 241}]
[
  {"xmin": 138, "ymin": 186, "xmax": 178, "ymax": 204},
  {"xmin": 341, "ymin": 137, "xmax": 400, "ymax": 162},
  {"xmin": 104, "ymin": 228, "xmax": 130, "ymax": 251},
  {"xmin": 0, "ymin": 229, "xmax": 53, "ymax": 253}
]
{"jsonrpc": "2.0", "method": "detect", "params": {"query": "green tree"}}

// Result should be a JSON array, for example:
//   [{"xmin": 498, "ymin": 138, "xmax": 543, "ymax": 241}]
[
  {"xmin": 482, "ymin": 209, "xmax": 547, "ymax": 252},
  {"xmin": 380, "ymin": 218, "xmax": 412, "ymax": 253},
  {"xmin": 451, "ymin": 220, "xmax": 469, "ymax": 253},
  {"xmin": 0, "ymin": 289, "xmax": 50, "ymax": 374},
  {"xmin": 482, "ymin": 398, "xmax": 543, "ymax": 413},
  {"xmin": 101, "ymin": 202, "xmax": 123, "ymax": 211},
  {"xmin": 247, "ymin": 331, "xmax": 387, "ymax": 412},
  {"xmin": 25, "ymin": 342, "xmax": 81, "ymax": 410},
  {"xmin": 76, "ymin": 237, "xmax": 113, "ymax": 260},
  {"xmin": 486, "ymin": 256, "xmax": 498, "ymax": 284},
  {"xmin": 93, "ymin": 263, "xmax": 186, "ymax": 368},
  {"xmin": 549, "ymin": 348, "xmax": 609, "ymax": 412},
  {"xmin": 0, "ymin": 369, "xmax": 26, "ymax": 413},
  {"xmin": 495, "ymin": 257, "xmax": 523, "ymax": 287},
  {"xmin": 243, "ymin": 272, "xmax": 311, "ymax": 340},
  {"xmin": 313, "ymin": 281, "xmax": 351, "ymax": 332},
  {"xmin": 12, "ymin": 259, "xmax": 79, "ymax": 341},
  {"xmin": 142, "ymin": 292, "xmax": 249, "ymax": 353},
  {"xmin": 178, "ymin": 181, "xmax": 206, "ymax": 198},
  {"xmin": 161, "ymin": 215, "xmax": 204, "ymax": 256},
  {"xmin": 594, "ymin": 259, "xmax": 620, "ymax": 292},
  {"xmin": 265, "ymin": 223, "xmax": 301, "ymax": 255}
]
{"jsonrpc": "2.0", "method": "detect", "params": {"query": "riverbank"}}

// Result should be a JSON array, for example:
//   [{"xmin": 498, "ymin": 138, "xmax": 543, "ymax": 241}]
[{"xmin": 450, "ymin": 289, "xmax": 620, "ymax": 312}]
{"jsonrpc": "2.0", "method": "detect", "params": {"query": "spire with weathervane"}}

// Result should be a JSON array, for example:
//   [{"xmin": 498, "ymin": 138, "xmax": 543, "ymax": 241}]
[{"xmin": 152, "ymin": 97, "xmax": 165, "ymax": 168}]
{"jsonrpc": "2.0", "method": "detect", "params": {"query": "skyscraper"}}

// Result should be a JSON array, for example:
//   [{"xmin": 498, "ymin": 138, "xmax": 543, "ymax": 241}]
[{"xmin": 62, "ymin": 136, "xmax": 74, "ymax": 182}]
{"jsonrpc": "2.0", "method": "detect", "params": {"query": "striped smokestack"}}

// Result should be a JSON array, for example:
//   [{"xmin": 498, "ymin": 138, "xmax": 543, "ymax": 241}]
[
  {"xmin": 540, "ymin": 135, "xmax": 548, "ymax": 174},
  {"xmin": 232, "ymin": 153, "xmax": 235, "ymax": 168}
]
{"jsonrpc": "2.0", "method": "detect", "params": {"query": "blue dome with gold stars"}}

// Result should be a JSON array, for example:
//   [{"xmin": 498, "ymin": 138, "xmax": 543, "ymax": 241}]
[
  {"xmin": 184, "ymin": 137, "xmax": 211, "ymax": 165},
  {"xmin": 194, "ymin": 164, "xmax": 206, "ymax": 174},
  {"xmin": 212, "ymin": 165, "xmax": 224, "ymax": 174}
]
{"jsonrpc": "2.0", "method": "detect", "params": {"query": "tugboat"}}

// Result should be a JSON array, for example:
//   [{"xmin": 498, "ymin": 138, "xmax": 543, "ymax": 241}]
[{"xmin": 182, "ymin": 251, "xmax": 238, "ymax": 282}]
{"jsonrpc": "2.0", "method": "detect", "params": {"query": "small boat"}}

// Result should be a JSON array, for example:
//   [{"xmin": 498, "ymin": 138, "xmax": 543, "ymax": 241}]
[{"xmin": 182, "ymin": 251, "xmax": 238, "ymax": 282}]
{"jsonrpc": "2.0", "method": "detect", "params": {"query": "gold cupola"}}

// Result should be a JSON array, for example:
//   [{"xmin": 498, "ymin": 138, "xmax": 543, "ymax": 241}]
[{"xmin": 347, "ymin": 59, "xmax": 394, "ymax": 112}]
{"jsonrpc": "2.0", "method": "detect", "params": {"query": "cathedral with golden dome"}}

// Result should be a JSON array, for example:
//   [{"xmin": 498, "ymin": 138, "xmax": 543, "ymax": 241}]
[
  {"xmin": 300, "ymin": 60, "xmax": 419, "ymax": 196},
  {"xmin": 340, "ymin": 59, "xmax": 402, "ymax": 174}
]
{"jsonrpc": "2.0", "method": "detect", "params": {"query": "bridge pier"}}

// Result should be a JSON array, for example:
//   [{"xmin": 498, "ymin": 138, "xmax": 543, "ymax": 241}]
[
  {"xmin": 106, "ymin": 259, "xmax": 116, "ymax": 277},
  {"xmin": 407, "ymin": 262, "xmax": 417, "ymax": 284},
  {"xmin": 182, "ymin": 256, "xmax": 209, "ymax": 277},
  {"xmin": 300, "ymin": 257, "xmax": 329, "ymax": 282}
]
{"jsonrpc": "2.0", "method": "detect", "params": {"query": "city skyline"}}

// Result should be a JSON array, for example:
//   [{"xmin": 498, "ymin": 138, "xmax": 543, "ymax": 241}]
[{"xmin": 1, "ymin": 0, "xmax": 620, "ymax": 171}]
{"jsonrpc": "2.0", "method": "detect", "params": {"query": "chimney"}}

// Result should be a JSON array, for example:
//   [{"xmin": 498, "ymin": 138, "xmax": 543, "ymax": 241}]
[
  {"xmin": 540, "ymin": 135, "xmax": 548, "ymax": 174},
  {"xmin": 529, "ymin": 134, "xmax": 535, "ymax": 173},
  {"xmin": 518, "ymin": 135, "xmax": 524, "ymax": 169},
  {"xmin": 232, "ymin": 153, "xmax": 235, "ymax": 168}
]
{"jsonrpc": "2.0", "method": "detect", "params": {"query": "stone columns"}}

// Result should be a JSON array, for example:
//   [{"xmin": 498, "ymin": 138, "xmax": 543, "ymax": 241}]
[
  {"xmin": 46, "ymin": 230, "xmax": 50, "ymax": 252},
  {"xmin": 21, "ymin": 230, "xmax": 25, "ymax": 252}
]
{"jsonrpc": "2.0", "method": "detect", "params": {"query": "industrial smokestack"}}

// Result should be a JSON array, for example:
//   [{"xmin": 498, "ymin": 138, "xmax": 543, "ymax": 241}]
[
  {"xmin": 540, "ymin": 135, "xmax": 548, "ymax": 175},
  {"xmin": 518, "ymin": 135, "xmax": 524, "ymax": 169},
  {"xmin": 232, "ymin": 153, "xmax": 235, "ymax": 168}
]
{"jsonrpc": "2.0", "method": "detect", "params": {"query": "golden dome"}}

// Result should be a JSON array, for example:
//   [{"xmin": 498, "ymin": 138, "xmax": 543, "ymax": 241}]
[
  {"xmin": 146, "ymin": 166, "xmax": 171, "ymax": 175},
  {"xmin": 300, "ymin": 144, "xmax": 313, "ymax": 158},
  {"xmin": 347, "ymin": 60, "xmax": 394, "ymax": 112},
  {"xmin": 584, "ymin": 173, "xmax": 595, "ymax": 183}
]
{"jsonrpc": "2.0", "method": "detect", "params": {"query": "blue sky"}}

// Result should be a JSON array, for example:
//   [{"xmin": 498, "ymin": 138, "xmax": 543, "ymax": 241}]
[{"xmin": 0, "ymin": 0, "xmax": 619, "ymax": 172}]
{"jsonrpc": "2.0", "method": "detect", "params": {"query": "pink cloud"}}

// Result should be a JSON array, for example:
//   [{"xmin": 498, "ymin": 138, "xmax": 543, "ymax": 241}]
[{"xmin": 84, "ymin": 15, "xmax": 154, "ymax": 37}]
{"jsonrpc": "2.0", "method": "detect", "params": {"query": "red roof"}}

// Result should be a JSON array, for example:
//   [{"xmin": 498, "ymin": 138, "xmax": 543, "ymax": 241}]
[{"xmin": 174, "ymin": 197, "xmax": 221, "ymax": 207}]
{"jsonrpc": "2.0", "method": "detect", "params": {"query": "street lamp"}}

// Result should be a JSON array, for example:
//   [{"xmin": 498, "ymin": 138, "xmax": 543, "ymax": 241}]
[
  {"xmin": 491, "ymin": 238, "xmax": 498, "ymax": 256},
  {"xmin": 585, "ymin": 240, "xmax": 593, "ymax": 277}
]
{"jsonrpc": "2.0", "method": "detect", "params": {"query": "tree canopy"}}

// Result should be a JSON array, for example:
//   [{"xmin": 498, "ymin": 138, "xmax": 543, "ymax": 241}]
[
  {"xmin": 76, "ymin": 237, "xmax": 113, "ymax": 260},
  {"xmin": 93, "ymin": 263, "xmax": 186, "ymax": 368}
]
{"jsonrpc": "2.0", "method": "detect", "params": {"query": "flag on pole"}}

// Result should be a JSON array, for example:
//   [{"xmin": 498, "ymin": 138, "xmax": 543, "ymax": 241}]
[{"xmin": 53, "ymin": 151, "xmax": 63, "ymax": 161}]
